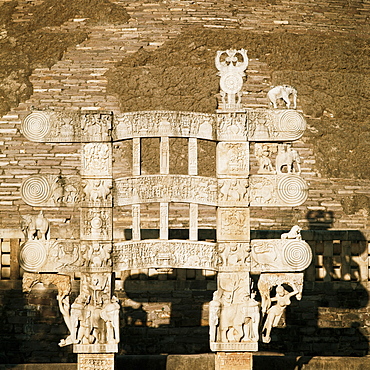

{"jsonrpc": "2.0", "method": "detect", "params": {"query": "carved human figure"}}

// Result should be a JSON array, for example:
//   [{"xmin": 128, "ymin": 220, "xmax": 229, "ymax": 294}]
[
  {"xmin": 101, "ymin": 296, "xmax": 120, "ymax": 344},
  {"xmin": 241, "ymin": 292, "xmax": 260, "ymax": 342},
  {"xmin": 267, "ymin": 85, "xmax": 297, "ymax": 109},
  {"xmin": 255, "ymin": 144, "xmax": 274, "ymax": 174},
  {"xmin": 261, "ymin": 283, "xmax": 299, "ymax": 343},
  {"xmin": 69, "ymin": 294, "xmax": 92, "ymax": 345},
  {"xmin": 209, "ymin": 290, "xmax": 222, "ymax": 342}
]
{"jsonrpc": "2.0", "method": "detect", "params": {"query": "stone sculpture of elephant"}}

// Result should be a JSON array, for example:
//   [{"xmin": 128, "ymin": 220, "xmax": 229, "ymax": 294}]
[
  {"xmin": 267, "ymin": 85, "xmax": 297, "ymax": 109},
  {"xmin": 219, "ymin": 303, "xmax": 245, "ymax": 342},
  {"xmin": 21, "ymin": 210, "xmax": 49, "ymax": 240},
  {"xmin": 275, "ymin": 144, "xmax": 301, "ymax": 174},
  {"xmin": 219, "ymin": 301, "xmax": 259, "ymax": 343}
]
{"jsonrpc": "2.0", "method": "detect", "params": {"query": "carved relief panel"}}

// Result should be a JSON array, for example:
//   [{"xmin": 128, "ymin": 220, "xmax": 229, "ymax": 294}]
[
  {"xmin": 217, "ymin": 208, "xmax": 250, "ymax": 242},
  {"xmin": 114, "ymin": 175, "xmax": 218, "ymax": 206},
  {"xmin": 112, "ymin": 240, "xmax": 218, "ymax": 271},
  {"xmin": 209, "ymin": 271, "xmax": 259, "ymax": 352},
  {"xmin": 21, "ymin": 175, "xmax": 81, "ymax": 207},
  {"xmin": 217, "ymin": 242, "xmax": 251, "ymax": 271},
  {"xmin": 217, "ymin": 112, "xmax": 248, "ymax": 141},
  {"xmin": 247, "ymin": 109, "xmax": 306, "ymax": 142},
  {"xmin": 249, "ymin": 174, "xmax": 308, "ymax": 207},
  {"xmin": 217, "ymin": 142, "xmax": 249, "ymax": 177},
  {"xmin": 250, "ymin": 239, "xmax": 312, "ymax": 273},
  {"xmin": 113, "ymin": 111, "xmax": 216, "ymax": 140},
  {"xmin": 82, "ymin": 143, "xmax": 112, "ymax": 178},
  {"xmin": 218, "ymin": 178, "xmax": 249, "ymax": 207},
  {"xmin": 81, "ymin": 208, "xmax": 112, "ymax": 241}
]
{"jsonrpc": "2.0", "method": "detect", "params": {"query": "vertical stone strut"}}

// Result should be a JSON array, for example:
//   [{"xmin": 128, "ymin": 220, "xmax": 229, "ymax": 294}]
[{"xmin": 78, "ymin": 114, "xmax": 117, "ymax": 369}]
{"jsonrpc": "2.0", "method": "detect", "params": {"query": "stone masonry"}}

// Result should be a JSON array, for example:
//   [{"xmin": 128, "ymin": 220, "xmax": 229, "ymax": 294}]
[{"xmin": 0, "ymin": 0, "xmax": 370, "ymax": 364}]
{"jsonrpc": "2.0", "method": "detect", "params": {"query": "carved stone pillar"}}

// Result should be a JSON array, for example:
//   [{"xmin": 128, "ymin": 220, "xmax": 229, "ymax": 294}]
[
  {"xmin": 78, "ymin": 116, "xmax": 117, "ymax": 368},
  {"xmin": 211, "ymin": 108, "xmax": 258, "ymax": 353}
]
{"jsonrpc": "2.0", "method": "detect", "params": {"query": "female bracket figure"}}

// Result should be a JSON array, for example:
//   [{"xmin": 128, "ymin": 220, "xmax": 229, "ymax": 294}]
[{"xmin": 261, "ymin": 283, "xmax": 298, "ymax": 343}]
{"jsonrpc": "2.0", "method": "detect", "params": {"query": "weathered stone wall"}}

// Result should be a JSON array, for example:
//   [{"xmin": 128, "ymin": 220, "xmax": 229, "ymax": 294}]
[{"xmin": 0, "ymin": 0, "xmax": 370, "ymax": 363}]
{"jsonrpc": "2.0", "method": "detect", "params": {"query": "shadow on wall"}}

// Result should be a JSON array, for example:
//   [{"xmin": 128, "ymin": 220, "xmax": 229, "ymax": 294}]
[
  {"xmin": 257, "ymin": 214, "xmax": 369, "ymax": 358},
  {"xmin": 120, "ymin": 229, "xmax": 215, "ymax": 354},
  {"xmin": 0, "ymin": 283, "xmax": 75, "ymax": 365},
  {"xmin": 121, "ymin": 224, "xmax": 370, "ymax": 358},
  {"xmin": 306, "ymin": 210, "xmax": 335, "ymax": 230},
  {"xmin": 119, "ymin": 269, "xmax": 214, "ymax": 355}
]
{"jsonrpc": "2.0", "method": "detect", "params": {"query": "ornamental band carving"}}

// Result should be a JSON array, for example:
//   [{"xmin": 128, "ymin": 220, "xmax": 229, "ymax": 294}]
[
  {"xmin": 112, "ymin": 240, "xmax": 218, "ymax": 271},
  {"xmin": 113, "ymin": 111, "xmax": 216, "ymax": 140},
  {"xmin": 21, "ymin": 111, "xmax": 113, "ymax": 142},
  {"xmin": 21, "ymin": 174, "xmax": 308, "ymax": 208},
  {"xmin": 114, "ymin": 175, "xmax": 218, "ymax": 206}
]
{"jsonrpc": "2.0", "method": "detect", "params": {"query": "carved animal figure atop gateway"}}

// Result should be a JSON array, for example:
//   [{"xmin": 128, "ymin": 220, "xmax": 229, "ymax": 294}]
[
  {"xmin": 267, "ymin": 85, "xmax": 297, "ymax": 109},
  {"xmin": 21, "ymin": 211, "xmax": 50, "ymax": 240}
]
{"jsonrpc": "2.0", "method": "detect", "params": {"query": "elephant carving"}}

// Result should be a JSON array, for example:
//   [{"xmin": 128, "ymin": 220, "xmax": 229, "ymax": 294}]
[
  {"xmin": 21, "ymin": 210, "xmax": 50, "ymax": 240},
  {"xmin": 267, "ymin": 85, "xmax": 297, "ymax": 109},
  {"xmin": 218, "ymin": 299, "xmax": 260, "ymax": 343},
  {"xmin": 275, "ymin": 144, "xmax": 301, "ymax": 174}
]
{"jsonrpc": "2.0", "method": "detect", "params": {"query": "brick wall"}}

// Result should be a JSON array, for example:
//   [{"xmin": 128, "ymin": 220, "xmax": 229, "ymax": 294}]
[{"xmin": 0, "ymin": 0, "xmax": 370, "ymax": 363}]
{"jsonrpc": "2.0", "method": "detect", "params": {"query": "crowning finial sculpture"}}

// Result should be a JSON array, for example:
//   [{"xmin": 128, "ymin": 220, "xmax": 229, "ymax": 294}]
[
  {"xmin": 18, "ymin": 50, "xmax": 311, "ymax": 370},
  {"xmin": 215, "ymin": 49, "xmax": 248, "ymax": 111}
]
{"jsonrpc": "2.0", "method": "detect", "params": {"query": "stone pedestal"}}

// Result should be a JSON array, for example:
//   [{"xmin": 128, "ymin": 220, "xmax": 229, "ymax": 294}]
[
  {"xmin": 215, "ymin": 352, "xmax": 253, "ymax": 370},
  {"xmin": 77, "ymin": 353, "xmax": 115, "ymax": 370}
]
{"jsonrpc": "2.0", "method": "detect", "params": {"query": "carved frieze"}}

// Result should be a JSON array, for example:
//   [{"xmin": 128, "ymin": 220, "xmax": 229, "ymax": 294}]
[
  {"xmin": 81, "ymin": 112, "xmax": 112, "ymax": 142},
  {"xmin": 217, "ymin": 142, "xmax": 249, "ymax": 177},
  {"xmin": 21, "ymin": 175, "xmax": 81, "ymax": 207},
  {"xmin": 251, "ymin": 239, "xmax": 312, "ymax": 273},
  {"xmin": 82, "ymin": 143, "xmax": 112, "ymax": 178},
  {"xmin": 20, "ymin": 239, "xmax": 113, "ymax": 274},
  {"xmin": 217, "ymin": 208, "xmax": 250, "ymax": 241},
  {"xmin": 217, "ymin": 242, "xmax": 251, "ymax": 271},
  {"xmin": 249, "ymin": 174, "xmax": 308, "ymax": 207},
  {"xmin": 113, "ymin": 111, "xmax": 216, "ymax": 140},
  {"xmin": 112, "ymin": 240, "xmax": 218, "ymax": 271},
  {"xmin": 114, "ymin": 175, "xmax": 218, "ymax": 206},
  {"xmin": 247, "ymin": 109, "xmax": 306, "ymax": 141},
  {"xmin": 217, "ymin": 112, "xmax": 248, "ymax": 141},
  {"xmin": 21, "ymin": 111, "xmax": 113, "ymax": 142}
]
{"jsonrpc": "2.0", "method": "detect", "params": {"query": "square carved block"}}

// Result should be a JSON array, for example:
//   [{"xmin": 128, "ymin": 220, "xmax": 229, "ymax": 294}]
[{"xmin": 217, "ymin": 208, "xmax": 250, "ymax": 241}]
